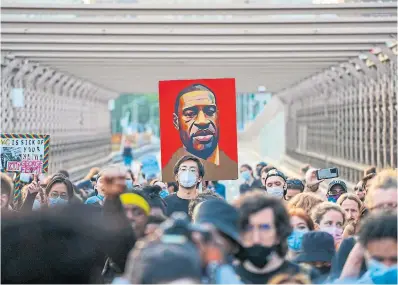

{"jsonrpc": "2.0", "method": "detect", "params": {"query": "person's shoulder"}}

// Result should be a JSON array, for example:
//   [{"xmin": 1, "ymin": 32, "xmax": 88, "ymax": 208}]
[
  {"xmin": 338, "ymin": 237, "xmax": 356, "ymax": 252},
  {"xmin": 85, "ymin": 196, "xmax": 100, "ymax": 204},
  {"xmin": 164, "ymin": 193, "xmax": 178, "ymax": 202},
  {"xmin": 233, "ymin": 263, "xmax": 252, "ymax": 284},
  {"xmin": 253, "ymin": 179, "xmax": 263, "ymax": 188}
]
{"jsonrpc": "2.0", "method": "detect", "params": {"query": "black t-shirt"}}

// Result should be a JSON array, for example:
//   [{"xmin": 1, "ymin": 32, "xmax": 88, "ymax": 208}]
[
  {"xmin": 235, "ymin": 261, "xmax": 318, "ymax": 284},
  {"xmin": 164, "ymin": 194, "xmax": 190, "ymax": 216}
]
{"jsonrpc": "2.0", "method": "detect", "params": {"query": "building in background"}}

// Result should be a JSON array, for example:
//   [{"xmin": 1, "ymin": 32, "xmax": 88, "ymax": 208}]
[{"xmin": 237, "ymin": 93, "xmax": 272, "ymax": 131}]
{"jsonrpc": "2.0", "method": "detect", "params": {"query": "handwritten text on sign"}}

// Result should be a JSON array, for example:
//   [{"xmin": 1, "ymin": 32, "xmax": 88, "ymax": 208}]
[{"xmin": 1, "ymin": 138, "xmax": 46, "ymax": 173}]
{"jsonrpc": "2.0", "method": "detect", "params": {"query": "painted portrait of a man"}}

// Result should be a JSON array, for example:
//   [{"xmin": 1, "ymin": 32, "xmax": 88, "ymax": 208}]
[
  {"xmin": 159, "ymin": 78, "xmax": 238, "ymax": 182},
  {"xmin": 173, "ymin": 84, "xmax": 220, "ymax": 164}
]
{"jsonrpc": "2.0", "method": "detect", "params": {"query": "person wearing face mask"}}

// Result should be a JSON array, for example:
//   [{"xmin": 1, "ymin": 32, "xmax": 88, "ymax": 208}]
[
  {"xmin": 287, "ymin": 208, "xmax": 314, "ymax": 261},
  {"xmin": 21, "ymin": 174, "xmax": 74, "ymax": 211},
  {"xmin": 164, "ymin": 155, "xmax": 204, "ymax": 217},
  {"xmin": 85, "ymin": 171, "xmax": 107, "ymax": 206},
  {"xmin": 326, "ymin": 180, "xmax": 348, "ymax": 203},
  {"xmin": 44, "ymin": 174, "xmax": 75, "ymax": 208},
  {"xmin": 330, "ymin": 169, "xmax": 397, "ymax": 280},
  {"xmin": 294, "ymin": 231, "xmax": 336, "ymax": 283},
  {"xmin": 311, "ymin": 202, "xmax": 346, "ymax": 249},
  {"xmin": 150, "ymin": 179, "xmax": 169, "ymax": 199},
  {"xmin": 233, "ymin": 191, "xmax": 318, "ymax": 284},
  {"xmin": 339, "ymin": 213, "xmax": 397, "ymax": 284},
  {"xmin": 262, "ymin": 169, "xmax": 287, "ymax": 200},
  {"xmin": 304, "ymin": 168, "xmax": 326, "ymax": 200},
  {"xmin": 207, "ymin": 180, "xmax": 226, "ymax": 199},
  {"xmin": 239, "ymin": 164, "xmax": 263, "ymax": 194}
]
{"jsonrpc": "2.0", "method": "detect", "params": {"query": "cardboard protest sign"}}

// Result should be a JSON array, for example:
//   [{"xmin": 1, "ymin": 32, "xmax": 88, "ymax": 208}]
[
  {"xmin": 0, "ymin": 134, "xmax": 50, "ymax": 174},
  {"xmin": 159, "ymin": 78, "xmax": 238, "ymax": 182}
]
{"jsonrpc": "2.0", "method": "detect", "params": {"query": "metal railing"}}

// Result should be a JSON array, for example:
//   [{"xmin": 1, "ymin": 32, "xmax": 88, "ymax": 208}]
[{"xmin": 1, "ymin": 57, "xmax": 118, "ymax": 177}]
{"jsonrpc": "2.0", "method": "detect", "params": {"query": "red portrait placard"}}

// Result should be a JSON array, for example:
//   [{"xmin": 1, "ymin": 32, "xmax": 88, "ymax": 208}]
[{"xmin": 159, "ymin": 78, "xmax": 238, "ymax": 182}]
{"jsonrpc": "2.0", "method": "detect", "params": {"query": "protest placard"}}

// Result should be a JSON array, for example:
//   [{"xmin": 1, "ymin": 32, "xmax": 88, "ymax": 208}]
[
  {"xmin": 159, "ymin": 78, "xmax": 238, "ymax": 182},
  {"xmin": 0, "ymin": 133, "xmax": 50, "ymax": 174}
]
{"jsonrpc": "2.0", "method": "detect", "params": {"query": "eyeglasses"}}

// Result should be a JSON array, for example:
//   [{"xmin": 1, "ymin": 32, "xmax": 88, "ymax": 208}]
[
  {"xmin": 243, "ymin": 224, "xmax": 274, "ymax": 241},
  {"xmin": 179, "ymin": 167, "xmax": 197, "ymax": 173},
  {"xmin": 49, "ymin": 192, "xmax": 68, "ymax": 200}
]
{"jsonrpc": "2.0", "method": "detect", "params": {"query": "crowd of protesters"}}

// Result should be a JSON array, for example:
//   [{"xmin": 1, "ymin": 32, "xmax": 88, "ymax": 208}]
[{"xmin": 1, "ymin": 153, "xmax": 397, "ymax": 284}]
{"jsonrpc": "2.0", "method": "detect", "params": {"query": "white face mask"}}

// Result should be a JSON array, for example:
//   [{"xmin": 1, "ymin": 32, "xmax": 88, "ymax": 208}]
[
  {"xmin": 267, "ymin": 187, "xmax": 284, "ymax": 199},
  {"xmin": 321, "ymin": 226, "xmax": 343, "ymax": 244},
  {"xmin": 178, "ymin": 171, "xmax": 197, "ymax": 189}
]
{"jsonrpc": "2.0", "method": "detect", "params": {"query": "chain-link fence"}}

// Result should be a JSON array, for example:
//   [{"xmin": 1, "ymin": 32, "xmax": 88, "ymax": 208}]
[
  {"xmin": 283, "ymin": 52, "xmax": 397, "ymax": 183},
  {"xmin": 1, "ymin": 58, "xmax": 118, "ymax": 180}
]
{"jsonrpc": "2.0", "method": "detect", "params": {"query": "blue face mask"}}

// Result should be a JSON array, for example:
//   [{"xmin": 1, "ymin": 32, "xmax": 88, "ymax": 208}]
[
  {"xmin": 97, "ymin": 194, "xmax": 104, "ymax": 201},
  {"xmin": 207, "ymin": 186, "xmax": 215, "ymax": 191},
  {"xmin": 327, "ymin": 195, "xmax": 339, "ymax": 203},
  {"xmin": 241, "ymin": 170, "xmax": 251, "ymax": 182},
  {"xmin": 287, "ymin": 230, "xmax": 308, "ymax": 252},
  {"xmin": 125, "ymin": 179, "xmax": 133, "ymax": 190},
  {"xmin": 48, "ymin": 197, "xmax": 68, "ymax": 208},
  {"xmin": 367, "ymin": 258, "xmax": 398, "ymax": 284},
  {"xmin": 32, "ymin": 199, "xmax": 41, "ymax": 211},
  {"xmin": 178, "ymin": 171, "xmax": 197, "ymax": 188},
  {"xmin": 159, "ymin": 189, "xmax": 169, "ymax": 198}
]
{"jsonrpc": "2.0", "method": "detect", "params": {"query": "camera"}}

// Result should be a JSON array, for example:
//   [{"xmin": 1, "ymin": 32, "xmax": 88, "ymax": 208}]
[{"xmin": 160, "ymin": 212, "xmax": 212, "ymax": 245}]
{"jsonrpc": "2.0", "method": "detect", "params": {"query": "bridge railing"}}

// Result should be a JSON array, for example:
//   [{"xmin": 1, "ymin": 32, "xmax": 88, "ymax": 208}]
[
  {"xmin": 1, "ymin": 57, "xmax": 118, "ymax": 179},
  {"xmin": 240, "ymin": 43, "xmax": 397, "ymax": 185}
]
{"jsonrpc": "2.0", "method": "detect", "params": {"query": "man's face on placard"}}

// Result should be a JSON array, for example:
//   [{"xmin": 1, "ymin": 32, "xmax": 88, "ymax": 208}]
[{"xmin": 174, "ymin": 89, "xmax": 219, "ymax": 159}]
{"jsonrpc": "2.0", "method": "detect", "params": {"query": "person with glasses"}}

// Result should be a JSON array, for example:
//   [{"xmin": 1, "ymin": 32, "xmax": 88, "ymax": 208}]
[
  {"xmin": 233, "ymin": 191, "xmax": 317, "ymax": 284},
  {"xmin": 164, "ymin": 155, "xmax": 204, "ymax": 217},
  {"xmin": 285, "ymin": 179, "xmax": 305, "ymax": 201},
  {"xmin": 44, "ymin": 174, "xmax": 75, "ymax": 208}
]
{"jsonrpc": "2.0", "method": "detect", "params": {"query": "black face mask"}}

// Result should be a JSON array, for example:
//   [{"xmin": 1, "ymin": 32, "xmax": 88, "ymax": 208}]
[{"xmin": 242, "ymin": 245, "xmax": 274, "ymax": 268}]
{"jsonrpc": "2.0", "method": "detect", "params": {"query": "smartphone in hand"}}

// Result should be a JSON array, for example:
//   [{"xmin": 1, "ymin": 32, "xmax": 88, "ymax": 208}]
[{"xmin": 316, "ymin": 168, "xmax": 339, "ymax": 180}]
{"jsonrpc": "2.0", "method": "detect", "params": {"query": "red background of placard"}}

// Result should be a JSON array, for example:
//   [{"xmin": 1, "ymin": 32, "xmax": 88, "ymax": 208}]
[{"xmin": 158, "ymin": 78, "xmax": 238, "ymax": 168}]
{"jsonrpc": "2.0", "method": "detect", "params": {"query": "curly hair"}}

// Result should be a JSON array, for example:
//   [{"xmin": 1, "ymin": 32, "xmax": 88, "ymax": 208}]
[
  {"xmin": 235, "ymin": 190, "xmax": 292, "ymax": 257},
  {"xmin": 188, "ymin": 190, "xmax": 222, "ymax": 218},
  {"xmin": 142, "ymin": 186, "xmax": 167, "ymax": 215},
  {"xmin": 287, "ymin": 192, "xmax": 324, "ymax": 216}
]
